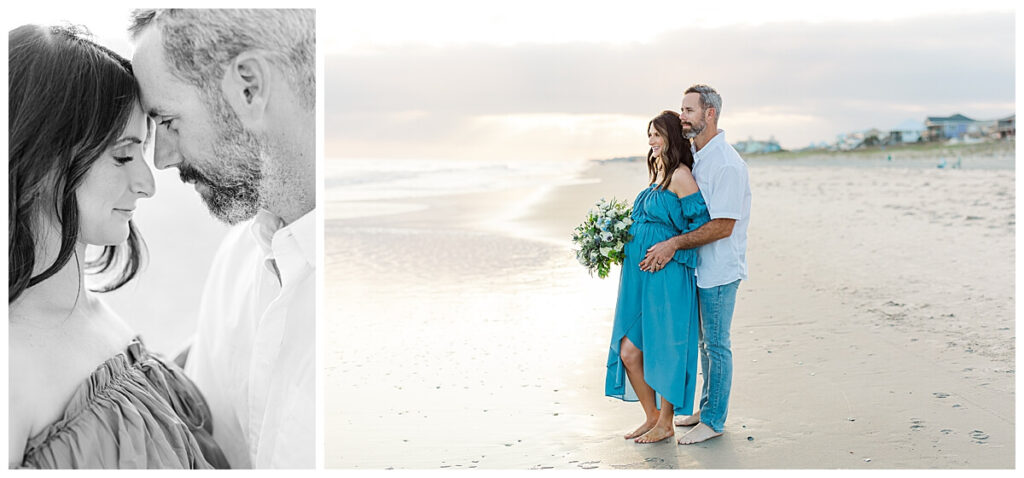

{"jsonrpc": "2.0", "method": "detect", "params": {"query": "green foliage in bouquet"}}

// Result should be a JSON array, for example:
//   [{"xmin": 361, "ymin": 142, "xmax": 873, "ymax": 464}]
[{"xmin": 571, "ymin": 198, "xmax": 633, "ymax": 278}]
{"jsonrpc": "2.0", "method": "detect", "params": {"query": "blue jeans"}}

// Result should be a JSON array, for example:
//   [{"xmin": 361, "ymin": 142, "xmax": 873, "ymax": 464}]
[{"xmin": 692, "ymin": 280, "xmax": 740, "ymax": 432}]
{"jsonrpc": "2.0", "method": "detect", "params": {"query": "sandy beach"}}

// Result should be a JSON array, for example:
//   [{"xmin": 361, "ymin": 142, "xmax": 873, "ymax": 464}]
[{"xmin": 325, "ymin": 141, "xmax": 1014, "ymax": 469}]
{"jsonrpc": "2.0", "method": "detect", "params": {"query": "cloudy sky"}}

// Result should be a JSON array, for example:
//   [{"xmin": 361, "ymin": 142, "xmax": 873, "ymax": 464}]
[
  {"xmin": 326, "ymin": 0, "xmax": 1015, "ymax": 161},
  {"xmin": 4, "ymin": 2, "xmax": 1014, "ymax": 163}
]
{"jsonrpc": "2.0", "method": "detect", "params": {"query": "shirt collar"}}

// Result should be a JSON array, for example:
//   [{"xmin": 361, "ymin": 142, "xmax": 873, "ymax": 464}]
[
  {"xmin": 249, "ymin": 209, "xmax": 315, "ymax": 258},
  {"xmin": 693, "ymin": 128, "xmax": 726, "ymax": 167},
  {"xmin": 282, "ymin": 209, "xmax": 316, "ymax": 268},
  {"xmin": 250, "ymin": 209, "xmax": 285, "ymax": 257},
  {"xmin": 248, "ymin": 209, "xmax": 316, "ymax": 283}
]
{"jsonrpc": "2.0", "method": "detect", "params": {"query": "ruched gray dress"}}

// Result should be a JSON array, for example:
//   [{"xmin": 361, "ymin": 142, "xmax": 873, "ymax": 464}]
[{"xmin": 18, "ymin": 338, "xmax": 229, "ymax": 469}]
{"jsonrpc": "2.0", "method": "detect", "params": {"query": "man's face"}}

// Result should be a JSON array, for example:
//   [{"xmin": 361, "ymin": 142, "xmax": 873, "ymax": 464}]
[
  {"xmin": 132, "ymin": 26, "xmax": 265, "ymax": 225},
  {"xmin": 680, "ymin": 92, "xmax": 706, "ymax": 140}
]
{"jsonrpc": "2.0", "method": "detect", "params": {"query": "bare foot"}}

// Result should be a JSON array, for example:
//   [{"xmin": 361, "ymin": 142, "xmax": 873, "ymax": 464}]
[
  {"xmin": 674, "ymin": 411, "xmax": 700, "ymax": 427},
  {"xmin": 677, "ymin": 422, "xmax": 722, "ymax": 445},
  {"xmin": 624, "ymin": 419, "xmax": 658, "ymax": 439},
  {"xmin": 635, "ymin": 423, "xmax": 675, "ymax": 444}
]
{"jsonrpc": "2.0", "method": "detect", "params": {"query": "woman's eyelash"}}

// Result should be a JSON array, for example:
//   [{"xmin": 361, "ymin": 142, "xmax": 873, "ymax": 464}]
[
  {"xmin": 114, "ymin": 156, "xmax": 133, "ymax": 165},
  {"xmin": 159, "ymin": 118, "xmax": 173, "ymax": 127}
]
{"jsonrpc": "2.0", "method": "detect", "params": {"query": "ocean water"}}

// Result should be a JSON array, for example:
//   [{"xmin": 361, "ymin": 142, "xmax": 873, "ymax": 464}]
[{"xmin": 326, "ymin": 158, "xmax": 595, "ymax": 221}]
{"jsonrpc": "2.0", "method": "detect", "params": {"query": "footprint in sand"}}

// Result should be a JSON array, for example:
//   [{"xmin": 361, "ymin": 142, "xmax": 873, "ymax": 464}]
[
  {"xmin": 970, "ymin": 430, "xmax": 989, "ymax": 444},
  {"xmin": 933, "ymin": 392, "xmax": 950, "ymax": 398},
  {"xmin": 940, "ymin": 429, "xmax": 953, "ymax": 435},
  {"xmin": 910, "ymin": 418, "xmax": 924, "ymax": 431},
  {"xmin": 643, "ymin": 457, "xmax": 670, "ymax": 469},
  {"xmin": 611, "ymin": 457, "xmax": 670, "ymax": 470}
]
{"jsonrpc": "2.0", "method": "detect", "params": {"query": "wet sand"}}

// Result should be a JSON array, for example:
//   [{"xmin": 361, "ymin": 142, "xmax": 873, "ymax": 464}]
[{"xmin": 326, "ymin": 143, "xmax": 1014, "ymax": 469}]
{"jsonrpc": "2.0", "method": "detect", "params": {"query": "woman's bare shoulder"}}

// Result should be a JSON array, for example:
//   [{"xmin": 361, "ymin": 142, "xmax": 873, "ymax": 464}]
[
  {"xmin": 8, "ymin": 323, "xmax": 55, "ymax": 465},
  {"xmin": 8, "ymin": 306, "xmax": 137, "ymax": 459},
  {"xmin": 669, "ymin": 165, "xmax": 699, "ymax": 197}
]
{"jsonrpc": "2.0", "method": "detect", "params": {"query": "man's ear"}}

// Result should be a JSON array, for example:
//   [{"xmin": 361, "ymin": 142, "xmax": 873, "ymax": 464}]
[{"xmin": 220, "ymin": 51, "xmax": 272, "ymax": 127}]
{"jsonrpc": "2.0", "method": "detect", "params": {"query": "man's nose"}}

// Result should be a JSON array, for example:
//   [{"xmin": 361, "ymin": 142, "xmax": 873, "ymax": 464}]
[{"xmin": 153, "ymin": 129, "xmax": 182, "ymax": 170}]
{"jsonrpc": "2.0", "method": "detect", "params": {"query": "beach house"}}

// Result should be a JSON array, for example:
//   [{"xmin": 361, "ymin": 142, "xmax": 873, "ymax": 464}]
[
  {"xmin": 924, "ymin": 113, "xmax": 977, "ymax": 141},
  {"xmin": 888, "ymin": 119, "xmax": 925, "ymax": 144},
  {"xmin": 997, "ymin": 114, "xmax": 1015, "ymax": 138},
  {"xmin": 733, "ymin": 136, "xmax": 782, "ymax": 154}
]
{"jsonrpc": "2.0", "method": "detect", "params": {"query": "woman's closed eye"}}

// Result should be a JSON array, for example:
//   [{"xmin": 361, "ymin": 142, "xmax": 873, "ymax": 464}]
[{"xmin": 114, "ymin": 155, "xmax": 134, "ymax": 165}]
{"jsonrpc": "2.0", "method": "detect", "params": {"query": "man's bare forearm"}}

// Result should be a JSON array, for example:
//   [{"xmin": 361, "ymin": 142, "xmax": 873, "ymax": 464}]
[{"xmin": 668, "ymin": 218, "xmax": 736, "ymax": 251}]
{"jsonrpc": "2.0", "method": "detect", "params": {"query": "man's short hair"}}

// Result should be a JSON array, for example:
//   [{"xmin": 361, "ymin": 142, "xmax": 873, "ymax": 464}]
[
  {"xmin": 130, "ymin": 9, "xmax": 314, "ymax": 111},
  {"xmin": 685, "ymin": 84, "xmax": 722, "ymax": 119}
]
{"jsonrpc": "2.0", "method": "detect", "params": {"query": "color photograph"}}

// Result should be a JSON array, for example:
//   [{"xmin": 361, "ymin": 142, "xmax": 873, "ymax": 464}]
[{"xmin": 324, "ymin": 0, "xmax": 1015, "ymax": 469}]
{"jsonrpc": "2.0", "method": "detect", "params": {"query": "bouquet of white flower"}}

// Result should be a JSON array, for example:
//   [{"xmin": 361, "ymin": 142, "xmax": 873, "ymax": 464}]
[{"xmin": 571, "ymin": 197, "xmax": 633, "ymax": 278}]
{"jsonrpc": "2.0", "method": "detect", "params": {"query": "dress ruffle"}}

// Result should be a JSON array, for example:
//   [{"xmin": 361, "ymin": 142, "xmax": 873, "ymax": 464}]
[
  {"xmin": 20, "ymin": 338, "xmax": 229, "ymax": 469},
  {"xmin": 671, "ymin": 191, "xmax": 709, "ymax": 268}
]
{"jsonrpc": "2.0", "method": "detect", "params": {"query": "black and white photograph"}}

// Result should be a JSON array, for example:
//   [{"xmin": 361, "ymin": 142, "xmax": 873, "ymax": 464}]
[{"xmin": 6, "ymin": 7, "xmax": 316, "ymax": 469}]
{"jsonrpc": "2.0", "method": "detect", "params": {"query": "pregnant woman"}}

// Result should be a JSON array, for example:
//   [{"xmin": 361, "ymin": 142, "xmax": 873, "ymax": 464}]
[
  {"xmin": 8, "ymin": 24, "xmax": 228, "ymax": 468},
  {"xmin": 605, "ymin": 110, "xmax": 710, "ymax": 443}
]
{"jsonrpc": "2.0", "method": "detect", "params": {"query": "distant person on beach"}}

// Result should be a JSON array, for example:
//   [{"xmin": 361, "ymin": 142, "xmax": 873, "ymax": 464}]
[
  {"xmin": 605, "ymin": 111, "xmax": 710, "ymax": 443},
  {"xmin": 639, "ymin": 84, "xmax": 751, "ymax": 445},
  {"xmin": 129, "ymin": 9, "xmax": 315, "ymax": 468}
]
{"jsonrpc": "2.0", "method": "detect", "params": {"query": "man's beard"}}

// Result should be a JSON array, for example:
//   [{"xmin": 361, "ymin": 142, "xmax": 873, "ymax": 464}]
[
  {"xmin": 682, "ymin": 119, "xmax": 705, "ymax": 140},
  {"xmin": 181, "ymin": 97, "xmax": 266, "ymax": 225}
]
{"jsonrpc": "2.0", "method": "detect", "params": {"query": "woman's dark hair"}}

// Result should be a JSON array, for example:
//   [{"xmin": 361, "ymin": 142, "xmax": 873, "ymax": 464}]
[
  {"xmin": 9, "ymin": 24, "xmax": 147, "ymax": 303},
  {"xmin": 646, "ymin": 110, "xmax": 693, "ymax": 190}
]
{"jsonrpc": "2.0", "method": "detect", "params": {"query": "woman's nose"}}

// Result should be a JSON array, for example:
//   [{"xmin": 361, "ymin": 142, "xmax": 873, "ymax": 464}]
[{"xmin": 131, "ymin": 157, "xmax": 157, "ymax": 198}]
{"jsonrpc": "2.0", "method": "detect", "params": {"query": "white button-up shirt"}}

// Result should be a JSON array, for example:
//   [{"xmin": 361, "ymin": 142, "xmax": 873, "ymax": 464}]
[
  {"xmin": 185, "ymin": 209, "xmax": 315, "ymax": 468},
  {"xmin": 691, "ymin": 129, "xmax": 751, "ymax": 289}
]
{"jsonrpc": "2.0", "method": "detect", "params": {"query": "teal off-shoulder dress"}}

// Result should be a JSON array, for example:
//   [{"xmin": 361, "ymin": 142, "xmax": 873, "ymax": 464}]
[
  {"xmin": 17, "ymin": 338, "xmax": 230, "ymax": 469},
  {"xmin": 605, "ymin": 185, "xmax": 710, "ymax": 414}
]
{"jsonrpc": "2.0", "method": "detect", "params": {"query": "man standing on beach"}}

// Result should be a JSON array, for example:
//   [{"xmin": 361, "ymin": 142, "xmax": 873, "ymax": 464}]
[
  {"xmin": 639, "ymin": 84, "xmax": 750, "ymax": 445},
  {"xmin": 130, "ymin": 9, "xmax": 316, "ymax": 467}
]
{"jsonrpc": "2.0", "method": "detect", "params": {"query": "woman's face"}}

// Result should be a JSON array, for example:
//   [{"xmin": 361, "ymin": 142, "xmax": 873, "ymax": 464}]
[
  {"xmin": 76, "ymin": 103, "xmax": 156, "ymax": 245},
  {"xmin": 648, "ymin": 123, "xmax": 667, "ymax": 161}
]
